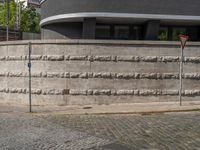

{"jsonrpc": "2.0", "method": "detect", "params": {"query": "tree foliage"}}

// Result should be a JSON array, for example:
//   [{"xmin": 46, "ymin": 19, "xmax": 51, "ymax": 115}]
[
  {"xmin": 0, "ymin": 0, "xmax": 40, "ymax": 33},
  {"xmin": 21, "ymin": 7, "xmax": 41, "ymax": 33},
  {"xmin": 0, "ymin": 0, "xmax": 17, "ymax": 28}
]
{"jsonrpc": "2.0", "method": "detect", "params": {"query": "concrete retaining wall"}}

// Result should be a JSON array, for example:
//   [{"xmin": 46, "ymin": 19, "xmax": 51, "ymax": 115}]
[{"xmin": 0, "ymin": 40, "xmax": 200, "ymax": 106}]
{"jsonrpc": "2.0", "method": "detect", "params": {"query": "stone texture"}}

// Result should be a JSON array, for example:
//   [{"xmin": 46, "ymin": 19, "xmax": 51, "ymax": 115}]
[
  {"xmin": 3, "ymin": 55, "xmax": 200, "ymax": 64},
  {"xmin": 162, "ymin": 90, "xmax": 179, "ymax": 96},
  {"xmin": 31, "ymin": 55, "xmax": 42, "ymax": 60},
  {"xmin": 47, "ymin": 55, "xmax": 64, "ymax": 61},
  {"xmin": 185, "ymin": 57, "xmax": 200, "ymax": 63},
  {"xmin": 140, "ymin": 56, "xmax": 157, "ymax": 62},
  {"xmin": 117, "ymin": 56, "xmax": 136, "ymax": 62},
  {"xmin": 70, "ymin": 72, "xmax": 80, "ymax": 78},
  {"xmin": 139, "ymin": 90, "xmax": 157, "ymax": 96},
  {"xmin": 69, "ymin": 89, "xmax": 87, "ymax": 95},
  {"xmin": 69, "ymin": 55, "xmax": 88, "ymax": 61},
  {"xmin": 47, "ymin": 72, "xmax": 60, "ymax": 78},
  {"xmin": 93, "ymin": 90, "xmax": 111, "ymax": 95},
  {"xmin": 79, "ymin": 72, "xmax": 88, "ymax": 78},
  {"xmin": 93, "ymin": 56, "xmax": 112, "ymax": 61},
  {"xmin": 116, "ymin": 90, "xmax": 134, "ymax": 95},
  {"xmin": 160, "ymin": 56, "xmax": 179, "ymax": 62}
]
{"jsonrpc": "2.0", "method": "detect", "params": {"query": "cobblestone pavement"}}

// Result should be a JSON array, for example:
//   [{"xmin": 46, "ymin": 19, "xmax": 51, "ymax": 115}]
[{"xmin": 0, "ymin": 111, "xmax": 200, "ymax": 150}]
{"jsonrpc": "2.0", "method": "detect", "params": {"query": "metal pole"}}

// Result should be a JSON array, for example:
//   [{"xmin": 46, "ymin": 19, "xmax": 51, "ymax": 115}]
[
  {"xmin": 6, "ymin": 0, "xmax": 9, "ymax": 41},
  {"xmin": 28, "ymin": 42, "xmax": 32, "ymax": 112},
  {"xmin": 179, "ymin": 45, "xmax": 184, "ymax": 106}
]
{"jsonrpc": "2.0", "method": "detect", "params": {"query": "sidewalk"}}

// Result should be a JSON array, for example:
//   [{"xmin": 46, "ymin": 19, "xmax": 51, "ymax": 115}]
[{"xmin": 0, "ymin": 101, "xmax": 200, "ymax": 115}]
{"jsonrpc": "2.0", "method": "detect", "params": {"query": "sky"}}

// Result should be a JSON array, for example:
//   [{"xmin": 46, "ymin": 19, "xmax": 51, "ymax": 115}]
[{"xmin": 15, "ymin": 0, "xmax": 27, "ymax": 6}]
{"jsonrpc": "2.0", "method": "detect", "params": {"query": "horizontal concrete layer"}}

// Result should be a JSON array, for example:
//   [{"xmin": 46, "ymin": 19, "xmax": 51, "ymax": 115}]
[
  {"xmin": 1, "ymin": 76, "xmax": 199, "ymax": 91},
  {"xmin": 2, "ymin": 72, "xmax": 200, "ymax": 80},
  {"xmin": 1, "ymin": 88, "xmax": 200, "ymax": 96},
  {"xmin": 0, "ymin": 61, "xmax": 184, "ymax": 73},
  {"xmin": 0, "ymin": 40, "xmax": 200, "ymax": 46},
  {"xmin": 2, "ymin": 55, "xmax": 200, "ymax": 63}
]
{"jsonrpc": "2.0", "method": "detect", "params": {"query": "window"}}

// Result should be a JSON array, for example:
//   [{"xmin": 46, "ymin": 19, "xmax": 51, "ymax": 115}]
[
  {"xmin": 158, "ymin": 27, "xmax": 168, "ymax": 41},
  {"xmin": 114, "ymin": 26, "xmax": 129, "ymax": 40},
  {"xmin": 131, "ymin": 26, "xmax": 143, "ymax": 40},
  {"xmin": 95, "ymin": 24, "xmax": 144, "ymax": 40},
  {"xmin": 96, "ymin": 25, "xmax": 111, "ymax": 39},
  {"xmin": 172, "ymin": 28, "xmax": 186, "ymax": 41}
]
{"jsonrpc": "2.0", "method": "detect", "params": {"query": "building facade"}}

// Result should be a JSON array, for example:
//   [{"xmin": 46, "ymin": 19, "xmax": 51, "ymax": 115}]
[
  {"xmin": 28, "ymin": 0, "xmax": 41, "ymax": 13},
  {"xmin": 40, "ymin": 0, "xmax": 200, "ymax": 41}
]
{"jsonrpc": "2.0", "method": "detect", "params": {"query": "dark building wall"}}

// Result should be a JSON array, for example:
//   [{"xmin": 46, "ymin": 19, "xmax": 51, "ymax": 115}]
[
  {"xmin": 82, "ymin": 18, "xmax": 96, "ymax": 39},
  {"xmin": 187, "ymin": 27, "xmax": 199, "ymax": 41},
  {"xmin": 145, "ymin": 21, "xmax": 160, "ymax": 40},
  {"xmin": 40, "ymin": 0, "xmax": 200, "ymax": 40},
  {"xmin": 41, "ymin": 22, "xmax": 82, "ymax": 39},
  {"xmin": 41, "ymin": 0, "xmax": 200, "ymax": 20}
]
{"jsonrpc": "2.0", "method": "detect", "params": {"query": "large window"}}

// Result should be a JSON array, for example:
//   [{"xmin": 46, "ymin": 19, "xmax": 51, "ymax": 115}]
[
  {"xmin": 130, "ymin": 26, "xmax": 142, "ymax": 40},
  {"xmin": 159, "ymin": 27, "xmax": 188, "ymax": 41},
  {"xmin": 158, "ymin": 27, "xmax": 168, "ymax": 41},
  {"xmin": 95, "ymin": 25, "xmax": 111, "ymax": 39},
  {"xmin": 172, "ymin": 28, "xmax": 186, "ymax": 41},
  {"xmin": 114, "ymin": 26, "xmax": 129, "ymax": 40},
  {"xmin": 96, "ymin": 24, "xmax": 143, "ymax": 40},
  {"xmin": 95, "ymin": 24, "xmax": 199, "ymax": 41}
]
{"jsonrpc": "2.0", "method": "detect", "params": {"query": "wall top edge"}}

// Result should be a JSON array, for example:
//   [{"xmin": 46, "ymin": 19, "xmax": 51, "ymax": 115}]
[{"xmin": 0, "ymin": 40, "xmax": 200, "ymax": 46}]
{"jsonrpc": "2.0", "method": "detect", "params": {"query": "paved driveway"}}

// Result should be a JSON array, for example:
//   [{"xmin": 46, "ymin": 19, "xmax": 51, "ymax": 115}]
[{"xmin": 0, "ymin": 111, "xmax": 200, "ymax": 150}]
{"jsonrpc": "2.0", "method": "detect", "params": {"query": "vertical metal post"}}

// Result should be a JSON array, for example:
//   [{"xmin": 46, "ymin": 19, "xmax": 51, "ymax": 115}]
[
  {"xmin": 179, "ymin": 46, "xmax": 183, "ymax": 106},
  {"xmin": 28, "ymin": 42, "xmax": 32, "ymax": 112},
  {"xmin": 6, "ymin": 0, "xmax": 10, "ymax": 41}
]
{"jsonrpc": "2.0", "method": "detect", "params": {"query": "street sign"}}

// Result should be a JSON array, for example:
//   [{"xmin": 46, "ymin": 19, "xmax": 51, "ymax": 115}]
[
  {"xmin": 179, "ymin": 35, "xmax": 189, "ymax": 49},
  {"xmin": 179, "ymin": 34, "xmax": 189, "ymax": 106},
  {"xmin": 28, "ymin": 62, "xmax": 31, "ymax": 68}
]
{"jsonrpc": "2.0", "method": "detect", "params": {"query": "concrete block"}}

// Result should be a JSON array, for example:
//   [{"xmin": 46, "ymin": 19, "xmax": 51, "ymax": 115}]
[
  {"xmin": 65, "ymin": 61, "xmax": 91, "ymax": 72},
  {"xmin": 69, "ymin": 55, "xmax": 88, "ymax": 61},
  {"xmin": 45, "ymin": 44, "xmax": 65, "ymax": 55},
  {"xmin": 93, "ymin": 89, "xmax": 111, "ymax": 95},
  {"xmin": 7, "ymin": 45, "xmax": 26, "ymax": 56},
  {"xmin": 47, "ymin": 55, "xmax": 65, "ymax": 61},
  {"xmin": 184, "ymin": 63, "xmax": 200, "ymax": 73},
  {"xmin": 31, "ymin": 44, "xmax": 45, "ymax": 55},
  {"xmin": 116, "ymin": 90, "xmax": 134, "ymax": 95},
  {"xmin": 0, "ymin": 46, "xmax": 8, "ymax": 56},
  {"xmin": 69, "ymin": 89, "xmax": 87, "ymax": 95}
]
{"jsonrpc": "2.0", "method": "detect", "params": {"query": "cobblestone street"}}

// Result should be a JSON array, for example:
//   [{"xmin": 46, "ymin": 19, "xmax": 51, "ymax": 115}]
[{"xmin": 0, "ymin": 111, "xmax": 200, "ymax": 150}]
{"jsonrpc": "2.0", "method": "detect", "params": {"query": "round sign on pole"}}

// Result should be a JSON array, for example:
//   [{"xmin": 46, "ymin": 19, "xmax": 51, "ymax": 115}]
[{"xmin": 179, "ymin": 35, "xmax": 189, "ymax": 49}]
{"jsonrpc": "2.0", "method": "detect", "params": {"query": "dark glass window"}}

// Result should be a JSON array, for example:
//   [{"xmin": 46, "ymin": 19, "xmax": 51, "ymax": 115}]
[
  {"xmin": 130, "ymin": 26, "xmax": 142, "ymax": 40},
  {"xmin": 172, "ymin": 28, "xmax": 186, "ymax": 41},
  {"xmin": 158, "ymin": 27, "xmax": 168, "ymax": 41},
  {"xmin": 96, "ymin": 25, "xmax": 111, "ymax": 39},
  {"xmin": 95, "ymin": 24, "xmax": 144, "ymax": 40},
  {"xmin": 114, "ymin": 26, "xmax": 129, "ymax": 40}
]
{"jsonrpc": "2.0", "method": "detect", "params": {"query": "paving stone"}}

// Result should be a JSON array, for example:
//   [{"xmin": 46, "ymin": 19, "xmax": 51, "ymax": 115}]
[{"xmin": 0, "ymin": 112, "xmax": 200, "ymax": 150}]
